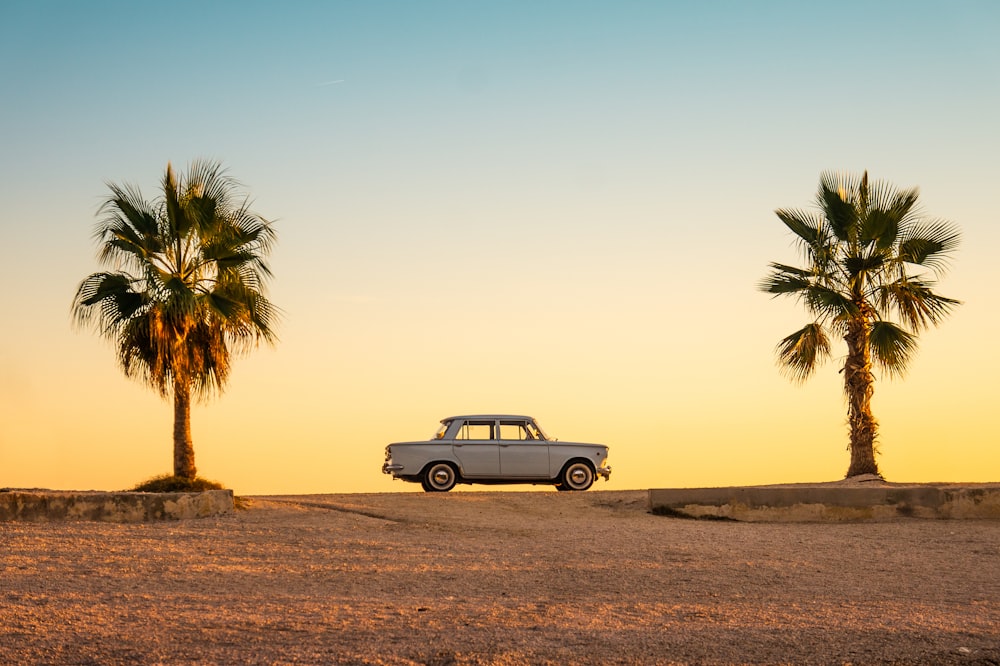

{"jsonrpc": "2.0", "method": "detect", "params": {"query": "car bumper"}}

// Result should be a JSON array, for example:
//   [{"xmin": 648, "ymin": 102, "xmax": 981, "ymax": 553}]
[
  {"xmin": 597, "ymin": 465, "xmax": 612, "ymax": 481},
  {"xmin": 382, "ymin": 463, "xmax": 405, "ymax": 475}
]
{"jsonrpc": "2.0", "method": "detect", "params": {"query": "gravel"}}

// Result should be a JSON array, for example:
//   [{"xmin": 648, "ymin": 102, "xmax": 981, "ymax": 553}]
[{"xmin": 2, "ymin": 490, "xmax": 998, "ymax": 665}]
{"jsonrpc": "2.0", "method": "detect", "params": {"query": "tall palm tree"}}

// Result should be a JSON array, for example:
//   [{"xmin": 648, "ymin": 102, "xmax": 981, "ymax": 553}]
[
  {"xmin": 760, "ymin": 171, "xmax": 960, "ymax": 478},
  {"xmin": 73, "ymin": 161, "xmax": 278, "ymax": 479}
]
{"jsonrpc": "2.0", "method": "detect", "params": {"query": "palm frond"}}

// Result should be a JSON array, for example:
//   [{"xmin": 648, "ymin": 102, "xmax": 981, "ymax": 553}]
[
  {"xmin": 95, "ymin": 184, "xmax": 163, "ymax": 268},
  {"xmin": 775, "ymin": 209, "xmax": 828, "ymax": 248},
  {"xmin": 186, "ymin": 160, "xmax": 232, "ymax": 203},
  {"xmin": 231, "ymin": 210, "xmax": 277, "ymax": 254},
  {"xmin": 805, "ymin": 284, "xmax": 857, "ymax": 320},
  {"xmin": 879, "ymin": 278, "xmax": 961, "ymax": 331},
  {"xmin": 163, "ymin": 163, "xmax": 191, "ymax": 240},
  {"xmin": 885, "ymin": 186, "xmax": 920, "ymax": 224},
  {"xmin": 858, "ymin": 208, "xmax": 899, "ymax": 250},
  {"xmin": 72, "ymin": 272, "xmax": 147, "ymax": 333},
  {"xmin": 759, "ymin": 266, "xmax": 813, "ymax": 296},
  {"xmin": 766, "ymin": 262, "xmax": 813, "ymax": 279},
  {"xmin": 184, "ymin": 319, "xmax": 231, "ymax": 398},
  {"xmin": 97, "ymin": 182, "xmax": 159, "ymax": 239},
  {"xmin": 868, "ymin": 320, "xmax": 917, "ymax": 377},
  {"xmin": 245, "ymin": 293, "xmax": 280, "ymax": 345},
  {"xmin": 844, "ymin": 254, "xmax": 886, "ymax": 279},
  {"xmin": 898, "ymin": 219, "xmax": 961, "ymax": 273},
  {"xmin": 817, "ymin": 171, "xmax": 861, "ymax": 241},
  {"xmin": 775, "ymin": 322, "xmax": 831, "ymax": 382}
]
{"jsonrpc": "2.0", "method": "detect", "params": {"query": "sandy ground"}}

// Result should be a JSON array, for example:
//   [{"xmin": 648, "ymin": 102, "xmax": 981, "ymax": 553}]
[{"xmin": 2, "ymin": 490, "xmax": 999, "ymax": 665}]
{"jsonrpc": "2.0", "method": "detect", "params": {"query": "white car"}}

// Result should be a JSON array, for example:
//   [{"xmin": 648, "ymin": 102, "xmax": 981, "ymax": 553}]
[{"xmin": 382, "ymin": 415, "xmax": 612, "ymax": 492}]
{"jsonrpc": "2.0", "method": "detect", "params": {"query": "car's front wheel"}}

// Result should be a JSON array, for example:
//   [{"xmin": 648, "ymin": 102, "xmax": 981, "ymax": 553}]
[
  {"xmin": 422, "ymin": 462, "xmax": 458, "ymax": 492},
  {"xmin": 559, "ymin": 461, "xmax": 595, "ymax": 491}
]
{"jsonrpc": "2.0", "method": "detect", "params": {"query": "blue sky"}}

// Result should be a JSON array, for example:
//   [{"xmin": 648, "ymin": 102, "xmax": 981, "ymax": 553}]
[{"xmin": 1, "ymin": 2, "xmax": 998, "ymax": 493}]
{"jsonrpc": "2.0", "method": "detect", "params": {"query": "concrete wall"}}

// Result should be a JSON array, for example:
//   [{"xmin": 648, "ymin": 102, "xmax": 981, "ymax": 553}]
[
  {"xmin": 0, "ymin": 489, "xmax": 234, "ymax": 523},
  {"xmin": 648, "ymin": 484, "xmax": 1000, "ymax": 522}
]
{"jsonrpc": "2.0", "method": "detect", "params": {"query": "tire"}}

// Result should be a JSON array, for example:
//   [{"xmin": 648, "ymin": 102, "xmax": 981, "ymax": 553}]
[
  {"xmin": 559, "ymin": 461, "xmax": 595, "ymax": 491},
  {"xmin": 422, "ymin": 462, "xmax": 458, "ymax": 492}
]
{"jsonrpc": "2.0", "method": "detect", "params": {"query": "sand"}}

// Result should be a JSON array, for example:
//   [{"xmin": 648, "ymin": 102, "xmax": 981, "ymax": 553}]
[{"xmin": 2, "ymin": 490, "xmax": 998, "ymax": 665}]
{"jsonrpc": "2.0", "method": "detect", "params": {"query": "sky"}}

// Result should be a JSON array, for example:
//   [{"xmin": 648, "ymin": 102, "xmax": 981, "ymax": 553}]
[{"xmin": 1, "ymin": 1, "xmax": 998, "ymax": 495}]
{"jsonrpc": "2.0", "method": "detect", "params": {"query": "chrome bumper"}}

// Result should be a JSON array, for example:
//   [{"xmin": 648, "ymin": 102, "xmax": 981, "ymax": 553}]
[
  {"xmin": 597, "ymin": 465, "xmax": 612, "ymax": 481},
  {"xmin": 382, "ymin": 463, "xmax": 404, "ymax": 475}
]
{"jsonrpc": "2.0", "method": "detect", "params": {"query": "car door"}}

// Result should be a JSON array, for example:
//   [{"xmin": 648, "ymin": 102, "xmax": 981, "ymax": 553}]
[
  {"xmin": 451, "ymin": 419, "xmax": 500, "ymax": 477},
  {"xmin": 498, "ymin": 420, "xmax": 550, "ymax": 478}
]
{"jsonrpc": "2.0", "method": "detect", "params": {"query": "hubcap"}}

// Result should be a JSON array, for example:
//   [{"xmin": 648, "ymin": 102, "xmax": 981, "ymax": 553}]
[
  {"xmin": 433, "ymin": 469, "xmax": 451, "ymax": 485},
  {"xmin": 570, "ymin": 468, "xmax": 588, "ymax": 485}
]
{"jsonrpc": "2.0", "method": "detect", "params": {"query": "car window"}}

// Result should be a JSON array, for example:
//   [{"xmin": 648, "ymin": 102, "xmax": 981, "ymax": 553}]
[
  {"xmin": 456, "ymin": 421, "xmax": 495, "ymax": 440},
  {"xmin": 499, "ymin": 422, "xmax": 534, "ymax": 441},
  {"xmin": 433, "ymin": 422, "xmax": 451, "ymax": 439},
  {"xmin": 526, "ymin": 421, "xmax": 547, "ymax": 441}
]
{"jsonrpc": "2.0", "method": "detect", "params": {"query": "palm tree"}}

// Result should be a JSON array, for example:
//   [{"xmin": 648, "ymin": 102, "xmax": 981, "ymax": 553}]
[
  {"xmin": 760, "ymin": 171, "xmax": 960, "ymax": 478},
  {"xmin": 73, "ymin": 161, "xmax": 278, "ymax": 480}
]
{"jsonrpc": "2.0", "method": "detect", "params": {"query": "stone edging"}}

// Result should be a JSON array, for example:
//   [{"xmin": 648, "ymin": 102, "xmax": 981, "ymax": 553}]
[
  {"xmin": 648, "ymin": 483, "xmax": 1000, "ymax": 522},
  {"xmin": 0, "ymin": 489, "xmax": 234, "ymax": 523}
]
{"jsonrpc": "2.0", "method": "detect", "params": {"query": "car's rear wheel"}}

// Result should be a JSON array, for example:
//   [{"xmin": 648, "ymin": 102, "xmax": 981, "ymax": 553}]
[
  {"xmin": 559, "ymin": 461, "xmax": 595, "ymax": 491},
  {"xmin": 422, "ymin": 462, "xmax": 458, "ymax": 492}
]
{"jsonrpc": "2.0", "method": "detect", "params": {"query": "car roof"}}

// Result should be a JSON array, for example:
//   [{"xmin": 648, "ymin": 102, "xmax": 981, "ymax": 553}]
[{"xmin": 441, "ymin": 414, "xmax": 535, "ymax": 423}]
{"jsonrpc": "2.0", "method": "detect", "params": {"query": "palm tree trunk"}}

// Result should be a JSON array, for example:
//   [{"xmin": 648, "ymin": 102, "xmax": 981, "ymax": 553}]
[
  {"xmin": 843, "ymin": 318, "xmax": 880, "ymax": 478},
  {"xmin": 173, "ymin": 380, "xmax": 197, "ymax": 479}
]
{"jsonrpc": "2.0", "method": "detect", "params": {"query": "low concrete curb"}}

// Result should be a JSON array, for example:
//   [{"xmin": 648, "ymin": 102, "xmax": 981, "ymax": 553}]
[
  {"xmin": 0, "ymin": 489, "xmax": 235, "ymax": 523},
  {"xmin": 648, "ymin": 482, "xmax": 1000, "ymax": 522}
]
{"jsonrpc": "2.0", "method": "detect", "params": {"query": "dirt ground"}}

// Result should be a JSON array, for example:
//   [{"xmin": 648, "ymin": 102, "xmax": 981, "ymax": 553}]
[{"xmin": 2, "ymin": 490, "xmax": 999, "ymax": 665}]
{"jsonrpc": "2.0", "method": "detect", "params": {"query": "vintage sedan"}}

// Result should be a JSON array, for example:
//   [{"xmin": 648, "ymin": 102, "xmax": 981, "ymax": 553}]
[{"xmin": 382, "ymin": 414, "xmax": 611, "ymax": 492}]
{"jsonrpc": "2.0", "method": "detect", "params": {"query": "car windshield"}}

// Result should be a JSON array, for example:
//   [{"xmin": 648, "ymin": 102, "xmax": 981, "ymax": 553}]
[{"xmin": 433, "ymin": 421, "xmax": 451, "ymax": 439}]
